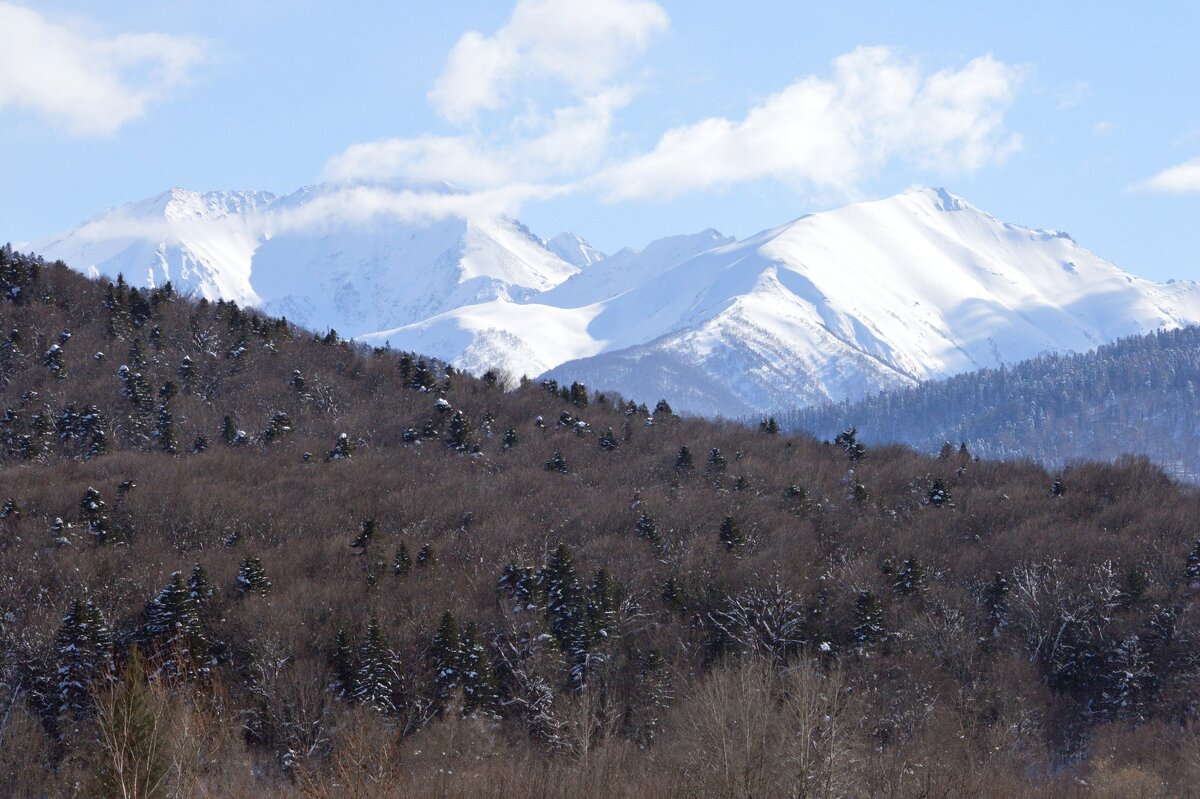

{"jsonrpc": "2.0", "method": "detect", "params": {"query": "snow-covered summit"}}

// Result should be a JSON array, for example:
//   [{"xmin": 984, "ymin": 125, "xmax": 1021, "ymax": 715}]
[{"xmin": 28, "ymin": 185, "xmax": 1200, "ymax": 416}]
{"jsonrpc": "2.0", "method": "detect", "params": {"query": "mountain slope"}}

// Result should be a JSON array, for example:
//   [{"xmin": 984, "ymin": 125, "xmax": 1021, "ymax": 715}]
[
  {"xmin": 781, "ymin": 325, "xmax": 1200, "ymax": 483},
  {"xmin": 545, "ymin": 188, "xmax": 1200, "ymax": 415},
  {"xmin": 25, "ymin": 186, "xmax": 1200, "ymax": 416}
]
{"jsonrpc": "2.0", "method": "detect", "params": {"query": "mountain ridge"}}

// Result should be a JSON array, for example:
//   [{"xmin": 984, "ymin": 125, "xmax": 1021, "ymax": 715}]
[{"xmin": 23, "ymin": 185, "xmax": 1200, "ymax": 415}]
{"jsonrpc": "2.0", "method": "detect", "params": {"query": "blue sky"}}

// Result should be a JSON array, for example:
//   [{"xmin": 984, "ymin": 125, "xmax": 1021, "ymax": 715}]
[{"xmin": 2, "ymin": 0, "xmax": 1198, "ymax": 282}]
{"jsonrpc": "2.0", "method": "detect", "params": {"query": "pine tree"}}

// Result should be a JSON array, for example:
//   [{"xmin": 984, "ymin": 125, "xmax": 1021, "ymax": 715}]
[
  {"xmin": 459, "ymin": 622, "xmax": 498, "ymax": 716},
  {"xmin": 186, "ymin": 563, "xmax": 215, "ymax": 610},
  {"xmin": 262, "ymin": 411, "xmax": 293, "ymax": 444},
  {"xmin": 417, "ymin": 543, "xmax": 435, "ymax": 569},
  {"xmin": 1185, "ymin": 540, "xmax": 1200, "ymax": 587},
  {"xmin": 706, "ymin": 447, "xmax": 727, "ymax": 472},
  {"xmin": 354, "ymin": 616, "xmax": 399, "ymax": 714},
  {"xmin": 926, "ymin": 478, "xmax": 952, "ymax": 507},
  {"xmin": 351, "ymin": 518, "xmax": 376, "ymax": 552},
  {"xmin": 835, "ymin": 427, "xmax": 867, "ymax": 461},
  {"xmin": 894, "ymin": 557, "xmax": 928, "ymax": 597},
  {"xmin": 502, "ymin": 428, "xmax": 518, "ymax": 449},
  {"xmin": 719, "ymin": 516, "xmax": 745, "ymax": 554},
  {"xmin": 759, "ymin": 416, "xmax": 781, "ymax": 435},
  {"xmin": 544, "ymin": 451, "xmax": 569, "ymax": 473},
  {"xmin": 653, "ymin": 399, "xmax": 673, "ymax": 418},
  {"xmin": 331, "ymin": 629, "xmax": 356, "ymax": 699},
  {"xmin": 143, "ymin": 572, "xmax": 212, "ymax": 674},
  {"xmin": 984, "ymin": 572, "xmax": 1010, "ymax": 637},
  {"xmin": 1050, "ymin": 475, "xmax": 1066, "ymax": 497},
  {"xmin": 569, "ymin": 382, "xmax": 589, "ymax": 408},
  {"xmin": 598, "ymin": 427, "xmax": 618, "ymax": 451},
  {"xmin": 674, "ymin": 445, "xmax": 694, "ymax": 472},
  {"xmin": 852, "ymin": 590, "xmax": 885, "ymax": 649},
  {"xmin": 43, "ymin": 344, "xmax": 65, "ymax": 377},
  {"xmin": 393, "ymin": 542, "xmax": 412, "ymax": 578},
  {"xmin": 445, "ymin": 410, "xmax": 472, "ymax": 451},
  {"xmin": 587, "ymin": 569, "xmax": 619, "ymax": 641},
  {"xmin": 430, "ymin": 610, "xmax": 462, "ymax": 712},
  {"xmin": 55, "ymin": 598, "xmax": 114, "ymax": 721},
  {"xmin": 235, "ymin": 557, "xmax": 272, "ymax": 597},
  {"xmin": 634, "ymin": 513, "xmax": 660, "ymax": 547},
  {"xmin": 153, "ymin": 400, "xmax": 177, "ymax": 454},
  {"xmin": 80, "ymin": 486, "xmax": 114, "ymax": 543}
]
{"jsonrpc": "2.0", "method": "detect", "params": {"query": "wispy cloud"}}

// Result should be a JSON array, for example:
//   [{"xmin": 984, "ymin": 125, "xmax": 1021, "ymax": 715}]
[
  {"xmin": 0, "ymin": 2, "xmax": 208, "ymax": 136},
  {"xmin": 595, "ymin": 48, "xmax": 1023, "ymax": 202},
  {"xmin": 323, "ymin": 7, "xmax": 1023, "ymax": 223},
  {"xmin": 1133, "ymin": 158, "xmax": 1200, "ymax": 194}
]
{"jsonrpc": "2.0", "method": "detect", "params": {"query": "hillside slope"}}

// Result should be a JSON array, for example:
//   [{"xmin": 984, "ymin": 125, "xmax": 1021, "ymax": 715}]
[
  {"xmin": 4, "ymin": 247, "xmax": 1200, "ymax": 797},
  {"xmin": 781, "ymin": 325, "xmax": 1200, "ymax": 482}
]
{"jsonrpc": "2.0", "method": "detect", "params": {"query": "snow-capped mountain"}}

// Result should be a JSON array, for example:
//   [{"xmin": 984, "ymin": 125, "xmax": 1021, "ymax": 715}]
[
  {"xmin": 26, "ymin": 186, "xmax": 1200, "ymax": 417},
  {"xmin": 33, "ymin": 189, "xmax": 276, "ymax": 306},
  {"xmin": 31, "ymin": 183, "xmax": 581, "ymax": 337}
]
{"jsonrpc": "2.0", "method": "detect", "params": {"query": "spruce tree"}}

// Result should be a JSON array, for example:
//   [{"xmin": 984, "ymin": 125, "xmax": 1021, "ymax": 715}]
[
  {"xmin": 544, "ymin": 451, "xmax": 569, "ymax": 473},
  {"xmin": 852, "ymin": 590, "xmax": 885, "ymax": 648},
  {"xmin": 719, "ymin": 516, "xmax": 745, "ymax": 553},
  {"xmin": 80, "ymin": 486, "xmax": 113, "ymax": 543},
  {"xmin": 759, "ymin": 416, "xmax": 781, "ymax": 435},
  {"xmin": 143, "ymin": 572, "xmax": 211, "ymax": 674},
  {"xmin": 430, "ymin": 610, "xmax": 462, "ymax": 712},
  {"xmin": 55, "ymin": 599, "xmax": 114, "ymax": 721},
  {"xmin": 351, "ymin": 518, "xmax": 376, "ymax": 552},
  {"xmin": 354, "ymin": 616, "xmax": 399, "ymax": 714},
  {"xmin": 598, "ymin": 427, "xmax": 618, "ymax": 451},
  {"xmin": 706, "ymin": 447, "xmax": 727, "ymax": 472},
  {"xmin": 331, "ymin": 629, "xmax": 356, "ymax": 699},
  {"xmin": 674, "ymin": 445, "xmax": 694, "ymax": 472},
  {"xmin": 445, "ymin": 410, "xmax": 472, "ymax": 451},
  {"xmin": 393, "ymin": 542, "xmax": 412, "ymax": 578},
  {"xmin": 235, "ymin": 557, "xmax": 272, "ymax": 597},
  {"xmin": 894, "ymin": 558, "xmax": 928, "ymax": 597},
  {"xmin": 459, "ymin": 622, "xmax": 498, "ymax": 716},
  {"xmin": 417, "ymin": 543, "xmax": 435, "ymax": 569},
  {"xmin": 926, "ymin": 478, "xmax": 952, "ymax": 507},
  {"xmin": 186, "ymin": 563, "xmax": 215, "ymax": 610}
]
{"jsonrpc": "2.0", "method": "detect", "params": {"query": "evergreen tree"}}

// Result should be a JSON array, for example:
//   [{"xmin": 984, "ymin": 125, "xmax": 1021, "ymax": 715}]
[
  {"xmin": 331, "ymin": 629, "xmax": 356, "ymax": 699},
  {"xmin": 430, "ymin": 610, "xmax": 462, "ymax": 712},
  {"xmin": 569, "ymin": 382, "xmax": 589, "ymax": 408},
  {"xmin": 674, "ymin": 445, "xmax": 694, "ymax": 472},
  {"xmin": 445, "ymin": 410, "xmax": 472, "ymax": 451},
  {"xmin": 598, "ymin": 427, "xmax": 618, "ymax": 451},
  {"xmin": 759, "ymin": 416, "xmax": 781, "ymax": 435},
  {"xmin": 634, "ymin": 513, "xmax": 660, "ymax": 547},
  {"xmin": 354, "ymin": 616, "xmax": 400, "ymax": 714},
  {"xmin": 393, "ymin": 542, "xmax": 412, "ymax": 578},
  {"xmin": 834, "ymin": 427, "xmax": 867, "ymax": 461},
  {"xmin": 926, "ymin": 478, "xmax": 952, "ymax": 507},
  {"xmin": 984, "ymin": 571, "xmax": 1010, "ymax": 637},
  {"xmin": 43, "ymin": 344, "xmax": 65, "ymax": 377},
  {"xmin": 80, "ymin": 486, "xmax": 113, "ymax": 543},
  {"xmin": 544, "ymin": 451, "xmax": 569, "ymax": 473},
  {"xmin": 262, "ymin": 411, "xmax": 293, "ymax": 444},
  {"xmin": 351, "ymin": 518, "xmax": 376, "ymax": 552},
  {"xmin": 417, "ymin": 543, "xmax": 435, "ymax": 569},
  {"xmin": 706, "ymin": 447, "xmax": 727, "ymax": 472},
  {"xmin": 894, "ymin": 558, "xmax": 928, "ymax": 597},
  {"xmin": 459, "ymin": 622, "xmax": 498, "ymax": 716},
  {"xmin": 719, "ymin": 516, "xmax": 745, "ymax": 554},
  {"xmin": 143, "ymin": 572, "xmax": 212, "ymax": 674},
  {"xmin": 852, "ymin": 590, "xmax": 886, "ymax": 649},
  {"xmin": 153, "ymin": 400, "xmax": 177, "ymax": 453},
  {"xmin": 186, "ymin": 563, "xmax": 215, "ymax": 610},
  {"xmin": 1050, "ymin": 475, "xmax": 1066, "ymax": 497},
  {"xmin": 586, "ymin": 569, "xmax": 619, "ymax": 641},
  {"xmin": 54, "ymin": 599, "xmax": 114, "ymax": 721},
  {"xmin": 653, "ymin": 399, "xmax": 674, "ymax": 418},
  {"xmin": 502, "ymin": 428, "xmax": 518, "ymax": 449},
  {"xmin": 1185, "ymin": 540, "xmax": 1200, "ymax": 587},
  {"xmin": 235, "ymin": 557, "xmax": 272, "ymax": 597}
]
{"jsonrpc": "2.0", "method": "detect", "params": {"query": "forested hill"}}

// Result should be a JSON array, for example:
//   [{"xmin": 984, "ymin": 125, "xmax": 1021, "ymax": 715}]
[
  {"xmin": 781, "ymin": 326, "xmax": 1200, "ymax": 483},
  {"xmin": 6, "ymin": 245, "xmax": 1200, "ymax": 797}
]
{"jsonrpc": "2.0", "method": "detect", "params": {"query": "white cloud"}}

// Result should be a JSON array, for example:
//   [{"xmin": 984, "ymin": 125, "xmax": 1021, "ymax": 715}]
[
  {"xmin": 596, "ymin": 47, "xmax": 1024, "ymax": 201},
  {"xmin": 322, "ymin": 88, "xmax": 631, "ymax": 188},
  {"xmin": 429, "ymin": 0, "xmax": 668, "ymax": 124},
  {"xmin": 0, "ymin": 2, "xmax": 207, "ymax": 136},
  {"xmin": 1134, "ymin": 158, "xmax": 1200, "ymax": 194}
]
